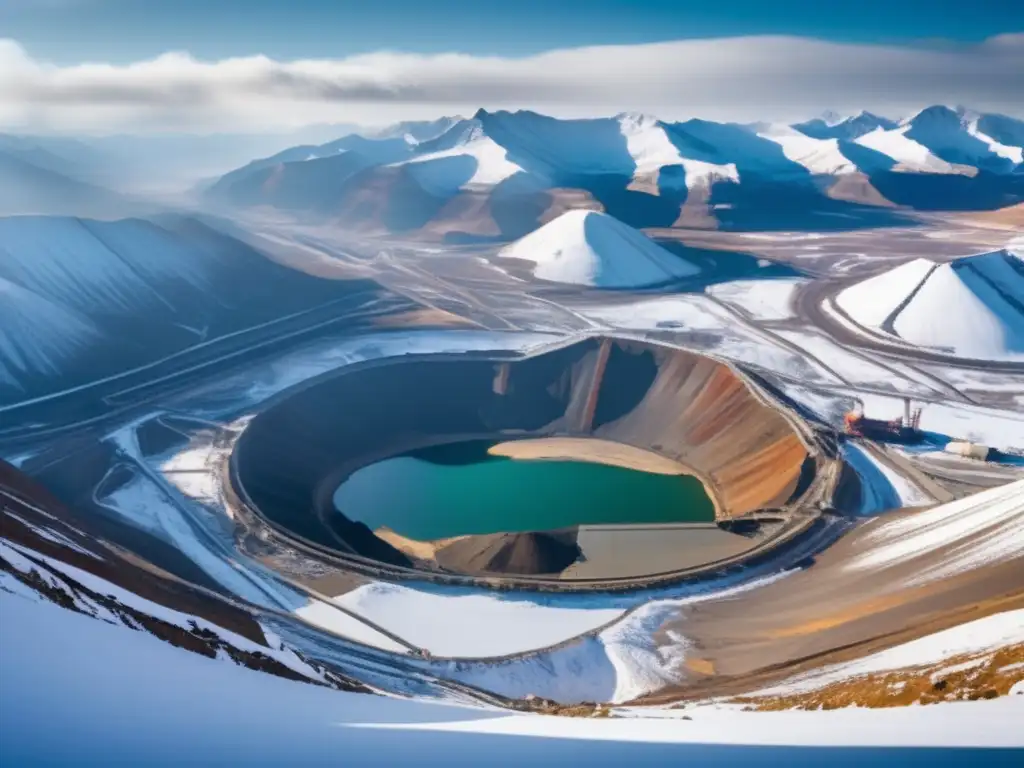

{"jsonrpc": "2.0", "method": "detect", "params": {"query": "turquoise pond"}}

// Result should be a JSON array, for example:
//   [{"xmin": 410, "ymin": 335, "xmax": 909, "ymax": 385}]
[{"xmin": 332, "ymin": 440, "xmax": 715, "ymax": 540}]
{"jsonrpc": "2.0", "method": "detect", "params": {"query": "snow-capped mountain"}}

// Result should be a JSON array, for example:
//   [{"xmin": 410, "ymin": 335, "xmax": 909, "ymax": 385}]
[
  {"xmin": 206, "ymin": 106, "xmax": 1024, "ymax": 239},
  {"xmin": 793, "ymin": 111, "xmax": 899, "ymax": 141},
  {"xmin": 0, "ymin": 215, "xmax": 366, "ymax": 399}
]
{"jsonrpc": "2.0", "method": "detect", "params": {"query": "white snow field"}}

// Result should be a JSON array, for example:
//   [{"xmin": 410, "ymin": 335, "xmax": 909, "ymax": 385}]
[
  {"xmin": 2, "ymin": 590, "xmax": 1021, "ymax": 768},
  {"xmin": 436, "ymin": 573, "xmax": 792, "ymax": 705},
  {"xmin": 326, "ymin": 582, "xmax": 625, "ymax": 658},
  {"xmin": 618, "ymin": 113, "xmax": 738, "ymax": 189},
  {"xmin": 705, "ymin": 278, "xmax": 804, "ymax": 320},
  {"xmin": 835, "ymin": 251, "xmax": 1024, "ymax": 360},
  {"xmin": 498, "ymin": 210, "xmax": 700, "ymax": 288}
]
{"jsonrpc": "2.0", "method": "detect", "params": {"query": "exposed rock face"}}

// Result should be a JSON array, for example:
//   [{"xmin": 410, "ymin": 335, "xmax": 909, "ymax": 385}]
[{"xmin": 233, "ymin": 337, "xmax": 826, "ymax": 578}]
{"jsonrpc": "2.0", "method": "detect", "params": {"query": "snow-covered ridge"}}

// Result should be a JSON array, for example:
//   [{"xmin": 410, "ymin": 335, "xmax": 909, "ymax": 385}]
[
  {"xmin": 835, "ymin": 250, "xmax": 1024, "ymax": 361},
  {"xmin": 210, "ymin": 105, "xmax": 1023, "ymax": 204},
  {"xmin": 0, "ymin": 537, "xmax": 346, "ymax": 688},
  {"xmin": 390, "ymin": 120, "xmax": 525, "ymax": 193},
  {"xmin": 618, "ymin": 113, "xmax": 738, "ymax": 189},
  {"xmin": 498, "ymin": 210, "xmax": 700, "ymax": 288}
]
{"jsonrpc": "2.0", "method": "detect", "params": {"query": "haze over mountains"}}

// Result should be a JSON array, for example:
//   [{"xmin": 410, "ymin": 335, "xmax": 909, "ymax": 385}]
[
  {"xmin": 202, "ymin": 105, "xmax": 1024, "ymax": 240},
  {"xmin": 0, "ymin": 124, "xmax": 368, "ymax": 211}
]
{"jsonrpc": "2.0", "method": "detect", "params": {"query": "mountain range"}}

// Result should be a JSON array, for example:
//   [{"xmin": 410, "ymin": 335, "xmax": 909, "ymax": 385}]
[{"xmin": 204, "ymin": 106, "xmax": 1024, "ymax": 240}]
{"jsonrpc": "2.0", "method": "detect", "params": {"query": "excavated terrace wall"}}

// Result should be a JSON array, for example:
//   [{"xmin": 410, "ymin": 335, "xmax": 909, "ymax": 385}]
[{"xmin": 233, "ymin": 337, "xmax": 816, "ymax": 567}]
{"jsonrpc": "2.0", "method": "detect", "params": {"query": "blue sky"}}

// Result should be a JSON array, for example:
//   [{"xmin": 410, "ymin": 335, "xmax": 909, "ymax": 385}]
[
  {"xmin": 1, "ymin": 0, "xmax": 1021, "ymax": 133},
  {"xmin": 1, "ymin": 0, "xmax": 1021, "ymax": 63}
]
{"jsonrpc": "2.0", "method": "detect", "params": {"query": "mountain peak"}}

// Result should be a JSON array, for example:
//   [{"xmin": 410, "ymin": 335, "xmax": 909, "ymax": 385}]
[
  {"xmin": 903, "ymin": 105, "xmax": 971, "ymax": 128},
  {"xmin": 793, "ymin": 110, "xmax": 897, "ymax": 140}
]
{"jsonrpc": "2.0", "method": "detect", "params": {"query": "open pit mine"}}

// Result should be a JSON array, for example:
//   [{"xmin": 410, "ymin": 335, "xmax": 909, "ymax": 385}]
[
  {"xmin": 232, "ymin": 337, "xmax": 839, "ymax": 584},
  {"xmin": 2, "ymin": 105, "xmax": 1024, "ymax": 761}
]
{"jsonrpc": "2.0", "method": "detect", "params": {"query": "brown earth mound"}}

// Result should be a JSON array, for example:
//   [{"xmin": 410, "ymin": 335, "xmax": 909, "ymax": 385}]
[{"xmin": 435, "ymin": 531, "xmax": 582, "ymax": 576}]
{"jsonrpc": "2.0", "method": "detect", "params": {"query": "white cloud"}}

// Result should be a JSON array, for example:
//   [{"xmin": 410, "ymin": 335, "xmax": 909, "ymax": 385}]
[{"xmin": 0, "ymin": 34, "xmax": 1022, "ymax": 134}]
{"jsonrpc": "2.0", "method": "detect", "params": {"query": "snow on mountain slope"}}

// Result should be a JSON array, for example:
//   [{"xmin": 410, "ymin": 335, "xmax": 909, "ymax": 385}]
[
  {"xmin": 902, "ymin": 106, "xmax": 1019, "ymax": 172},
  {"xmin": 618, "ymin": 113, "xmax": 738, "ymax": 189},
  {"xmin": 756, "ymin": 126, "xmax": 857, "ymax": 175},
  {"xmin": 0, "ymin": 216, "xmax": 209, "ymax": 314},
  {"xmin": 498, "ymin": 210, "xmax": 700, "ymax": 288},
  {"xmin": 854, "ymin": 126, "xmax": 963, "ymax": 174},
  {"xmin": 968, "ymin": 122, "xmax": 1024, "ymax": 165},
  {"xmin": 976, "ymin": 114, "xmax": 1024, "ymax": 159},
  {"xmin": 0, "ymin": 277, "xmax": 101, "ymax": 386},
  {"xmin": 665, "ymin": 119, "xmax": 812, "ymax": 178},
  {"xmin": 793, "ymin": 111, "xmax": 899, "ymax": 141},
  {"xmin": 836, "ymin": 251, "xmax": 1024, "ymax": 360},
  {"xmin": 6, "ymin": 595, "xmax": 1020, "ymax": 767},
  {"xmin": 477, "ymin": 110, "xmax": 636, "ymax": 177},
  {"xmin": 328, "ymin": 581, "xmax": 624, "ymax": 658},
  {"xmin": 392, "ymin": 124, "xmax": 524, "ymax": 194}
]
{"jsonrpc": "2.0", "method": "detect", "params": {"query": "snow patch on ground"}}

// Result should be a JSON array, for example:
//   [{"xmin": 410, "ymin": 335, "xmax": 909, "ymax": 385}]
[
  {"xmin": 294, "ymin": 598, "xmax": 411, "ymax": 654},
  {"xmin": 705, "ymin": 278, "xmax": 804, "ymax": 320},
  {"xmin": 329, "ymin": 582, "xmax": 626, "ymax": 658},
  {"xmin": 159, "ymin": 440, "xmax": 226, "ymax": 506},
  {"xmin": 840, "ymin": 443, "xmax": 932, "ymax": 515}
]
